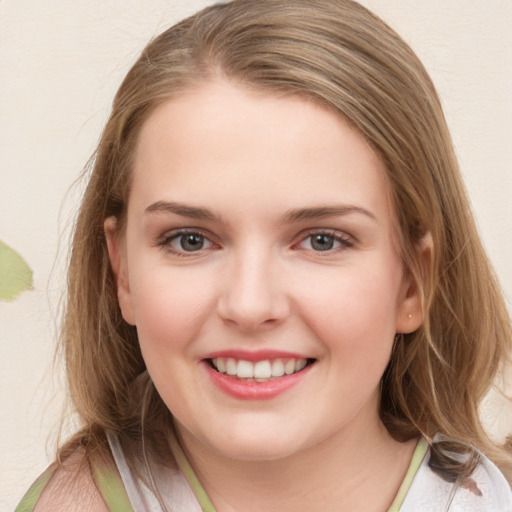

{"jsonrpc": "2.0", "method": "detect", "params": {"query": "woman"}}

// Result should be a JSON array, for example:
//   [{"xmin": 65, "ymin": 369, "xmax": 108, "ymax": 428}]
[{"xmin": 17, "ymin": 0, "xmax": 512, "ymax": 510}]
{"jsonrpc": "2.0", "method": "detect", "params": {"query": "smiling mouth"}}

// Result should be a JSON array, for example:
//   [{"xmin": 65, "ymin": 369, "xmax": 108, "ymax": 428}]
[{"xmin": 207, "ymin": 357, "xmax": 315, "ymax": 382}]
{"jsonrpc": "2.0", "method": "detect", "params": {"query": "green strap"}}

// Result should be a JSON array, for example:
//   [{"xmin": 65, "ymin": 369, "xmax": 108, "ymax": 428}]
[
  {"xmin": 387, "ymin": 438, "xmax": 428, "ymax": 511},
  {"xmin": 14, "ymin": 465, "xmax": 57, "ymax": 512},
  {"xmin": 168, "ymin": 434, "xmax": 218, "ymax": 512},
  {"xmin": 91, "ymin": 461, "xmax": 136, "ymax": 512}
]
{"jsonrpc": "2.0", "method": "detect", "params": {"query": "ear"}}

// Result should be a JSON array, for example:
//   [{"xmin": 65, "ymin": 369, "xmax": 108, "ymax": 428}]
[
  {"xmin": 104, "ymin": 216, "xmax": 136, "ymax": 325},
  {"xmin": 395, "ymin": 232, "xmax": 433, "ymax": 334}
]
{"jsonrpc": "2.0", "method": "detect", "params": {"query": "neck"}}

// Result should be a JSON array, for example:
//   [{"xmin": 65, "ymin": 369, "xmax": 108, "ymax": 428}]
[{"xmin": 174, "ymin": 408, "xmax": 417, "ymax": 512}]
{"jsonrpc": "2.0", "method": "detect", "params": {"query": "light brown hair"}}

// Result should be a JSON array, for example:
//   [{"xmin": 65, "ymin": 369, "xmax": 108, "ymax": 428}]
[{"xmin": 60, "ymin": 0, "xmax": 512, "ymax": 482}]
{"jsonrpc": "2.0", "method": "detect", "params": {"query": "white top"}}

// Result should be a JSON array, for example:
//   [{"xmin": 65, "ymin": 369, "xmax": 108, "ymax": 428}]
[{"xmin": 400, "ymin": 445, "xmax": 512, "ymax": 511}]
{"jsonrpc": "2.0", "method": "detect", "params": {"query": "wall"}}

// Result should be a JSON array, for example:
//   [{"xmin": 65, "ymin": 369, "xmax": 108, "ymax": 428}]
[{"xmin": 1, "ymin": 1, "xmax": 511, "ymax": 508}]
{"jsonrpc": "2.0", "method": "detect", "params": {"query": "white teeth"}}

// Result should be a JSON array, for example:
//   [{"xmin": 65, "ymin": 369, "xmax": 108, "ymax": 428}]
[
  {"xmin": 216, "ymin": 358, "xmax": 226, "ymax": 373},
  {"xmin": 211, "ymin": 357, "xmax": 310, "ymax": 380},
  {"xmin": 271, "ymin": 359, "xmax": 285, "ymax": 377},
  {"xmin": 237, "ymin": 360, "xmax": 254, "ymax": 378},
  {"xmin": 295, "ymin": 359, "xmax": 307, "ymax": 372},
  {"xmin": 226, "ymin": 358, "xmax": 237, "ymax": 375},
  {"xmin": 254, "ymin": 360, "xmax": 272, "ymax": 379},
  {"xmin": 284, "ymin": 359, "xmax": 296, "ymax": 375}
]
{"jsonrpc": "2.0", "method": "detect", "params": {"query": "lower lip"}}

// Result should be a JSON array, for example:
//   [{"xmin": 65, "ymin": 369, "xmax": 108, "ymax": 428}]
[{"xmin": 205, "ymin": 362, "xmax": 313, "ymax": 400}]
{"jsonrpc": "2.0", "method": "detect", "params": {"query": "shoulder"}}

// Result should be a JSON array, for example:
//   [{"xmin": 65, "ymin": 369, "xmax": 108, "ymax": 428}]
[
  {"xmin": 401, "ymin": 444, "xmax": 512, "ymax": 511},
  {"xmin": 16, "ymin": 450, "xmax": 111, "ymax": 512}
]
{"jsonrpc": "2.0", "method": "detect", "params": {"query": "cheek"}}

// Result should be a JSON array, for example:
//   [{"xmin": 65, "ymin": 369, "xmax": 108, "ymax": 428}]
[
  {"xmin": 128, "ymin": 265, "xmax": 217, "ymax": 356},
  {"xmin": 297, "ymin": 260, "xmax": 402, "ymax": 357}
]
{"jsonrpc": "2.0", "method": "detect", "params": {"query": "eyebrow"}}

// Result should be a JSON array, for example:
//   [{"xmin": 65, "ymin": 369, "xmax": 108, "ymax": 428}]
[
  {"xmin": 282, "ymin": 205, "xmax": 377, "ymax": 223},
  {"xmin": 145, "ymin": 201, "xmax": 221, "ymax": 221}
]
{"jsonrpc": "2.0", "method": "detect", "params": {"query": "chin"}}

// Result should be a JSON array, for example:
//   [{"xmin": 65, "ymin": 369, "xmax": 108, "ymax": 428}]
[{"xmin": 201, "ymin": 422, "xmax": 316, "ymax": 463}]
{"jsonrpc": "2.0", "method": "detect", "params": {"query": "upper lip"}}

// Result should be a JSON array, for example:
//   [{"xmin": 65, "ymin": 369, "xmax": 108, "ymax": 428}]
[{"xmin": 201, "ymin": 349, "xmax": 312, "ymax": 362}]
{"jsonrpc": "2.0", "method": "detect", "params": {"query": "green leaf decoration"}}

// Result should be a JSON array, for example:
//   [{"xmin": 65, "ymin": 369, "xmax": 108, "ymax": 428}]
[{"xmin": 0, "ymin": 239, "xmax": 33, "ymax": 302}]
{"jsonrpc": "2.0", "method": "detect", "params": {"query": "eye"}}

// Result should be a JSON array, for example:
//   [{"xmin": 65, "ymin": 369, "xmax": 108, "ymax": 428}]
[
  {"xmin": 158, "ymin": 229, "xmax": 215, "ymax": 255},
  {"xmin": 297, "ymin": 231, "xmax": 353, "ymax": 252},
  {"xmin": 171, "ymin": 233, "xmax": 210, "ymax": 252},
  {"xmin": 308, "ymin": 234, "xmax": 337, "ymax": 251}
]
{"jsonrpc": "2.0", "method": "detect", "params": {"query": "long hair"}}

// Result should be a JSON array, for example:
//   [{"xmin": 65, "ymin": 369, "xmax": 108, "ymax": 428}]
[{"xmin": 60, "ymin": 0, "xmax": 512, "ymax": 481}]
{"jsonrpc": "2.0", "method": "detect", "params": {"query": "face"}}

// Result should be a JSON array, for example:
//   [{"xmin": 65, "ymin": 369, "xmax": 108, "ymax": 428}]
[{"xmin": 106, "ymin": 80, "xmax": 422, "ymax": 462}]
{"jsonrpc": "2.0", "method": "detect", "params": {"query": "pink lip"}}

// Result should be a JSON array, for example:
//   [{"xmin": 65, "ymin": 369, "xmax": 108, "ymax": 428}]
[
  {"xmin": 201, "ymin": 349, "xmax": 309, "ymax": 362},
  {"xmin": 203, "ymin": 360, "xmax": 314, "ymax": 400}
]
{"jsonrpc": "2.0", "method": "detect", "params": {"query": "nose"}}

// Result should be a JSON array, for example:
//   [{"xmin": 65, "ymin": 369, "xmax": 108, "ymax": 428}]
[{"xmin": 216, "ymin": 249, "xmax": 290, "ymax": 332}]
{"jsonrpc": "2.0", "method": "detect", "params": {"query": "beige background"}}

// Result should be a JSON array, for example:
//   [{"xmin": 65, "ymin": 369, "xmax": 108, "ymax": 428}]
[{"xmin": 1, "ymin": 1, "xmax": 511, "ymax": 509}]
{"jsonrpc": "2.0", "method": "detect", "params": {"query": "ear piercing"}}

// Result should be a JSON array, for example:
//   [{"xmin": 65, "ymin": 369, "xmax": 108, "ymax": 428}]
[{"xmin": 408, "ymin": 313, "xmax": 412, "ymax": 319}]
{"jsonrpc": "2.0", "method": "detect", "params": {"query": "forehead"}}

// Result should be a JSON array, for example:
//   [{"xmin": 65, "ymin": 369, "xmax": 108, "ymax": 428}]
[{"xmin": 130, "ymin": 80, "xmax": 393, "ymax": 224}]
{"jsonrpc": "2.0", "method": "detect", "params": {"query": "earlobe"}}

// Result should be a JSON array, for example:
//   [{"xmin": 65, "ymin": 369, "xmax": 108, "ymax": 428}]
[
  {"xmin": 104, "ymin": 217, "xmax": 136, "ymax": 325},
  {"xmin": 395, "ymin": 232, "xmax": 433, "ymax": 334}
]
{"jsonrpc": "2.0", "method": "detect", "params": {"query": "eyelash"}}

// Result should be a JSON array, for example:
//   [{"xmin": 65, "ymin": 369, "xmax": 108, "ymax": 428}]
[
  {"xmin": 295, "ymin": 229, "xmax": 355, "ymax": 253},
  {"xmin": 156, "ymin": 228, "xmax": 215, "ymax": 257},
  {"xmin": 156, "ymin": 228, "xmax": 355, "ymax": 257}
]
